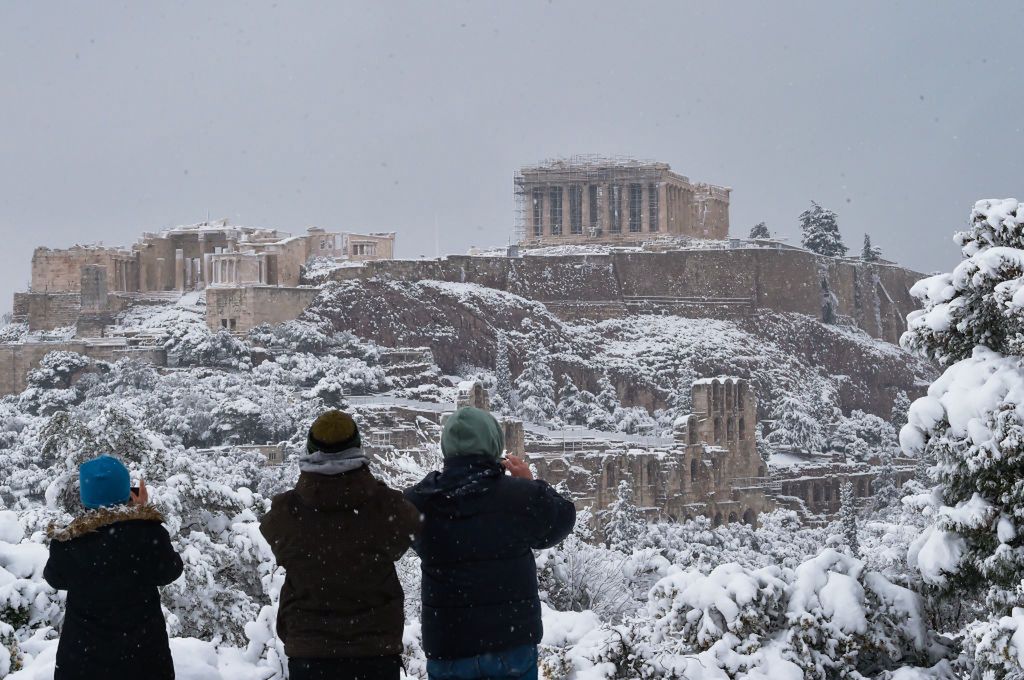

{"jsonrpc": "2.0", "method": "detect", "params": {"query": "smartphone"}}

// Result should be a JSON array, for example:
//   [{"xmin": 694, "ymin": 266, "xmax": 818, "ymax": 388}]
[{"xmin": 129, "ymin": 486, "xmax": 140, "ymax": 498}]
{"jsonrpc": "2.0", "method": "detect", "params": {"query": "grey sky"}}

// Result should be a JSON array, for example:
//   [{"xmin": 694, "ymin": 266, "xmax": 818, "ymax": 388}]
[{"xmin": 2, "ymin": 1, "xmax": 1022, "ymax": 313}]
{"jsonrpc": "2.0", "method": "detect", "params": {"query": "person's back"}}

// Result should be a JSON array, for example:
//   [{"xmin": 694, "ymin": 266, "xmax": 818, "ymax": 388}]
[
  {"xmin": 405, "ymin": 407, "xmax": 576, "ymax": 680},
  {"xmin": 261, "ymin": 410, "xmax": 421, "ymax": 680},
  {"xmin": 44, "ymin": 456, "xmax": 183, "ymax": 680}
]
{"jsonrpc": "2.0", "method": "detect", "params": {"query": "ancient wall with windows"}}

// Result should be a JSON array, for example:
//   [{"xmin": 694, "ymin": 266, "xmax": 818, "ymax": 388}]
[{"xmin": 528, "ymin": 377, "xmax": 769, "ymax": 525}]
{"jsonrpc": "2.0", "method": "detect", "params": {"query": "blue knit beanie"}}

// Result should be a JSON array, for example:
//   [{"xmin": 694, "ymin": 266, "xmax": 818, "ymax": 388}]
[{"xmin": 79, "ymin": 455, "xmax": 131, "ymax": 509}]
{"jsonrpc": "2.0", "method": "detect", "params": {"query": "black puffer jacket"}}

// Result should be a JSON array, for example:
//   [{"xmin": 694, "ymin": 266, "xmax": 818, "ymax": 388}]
[
  {"xmin": 44, "ymin": 505, "xmax": 184, "ymax": 680},
  {"xmin": 404, "ymin": 455, "xmax": 576, "ymax": 660}
]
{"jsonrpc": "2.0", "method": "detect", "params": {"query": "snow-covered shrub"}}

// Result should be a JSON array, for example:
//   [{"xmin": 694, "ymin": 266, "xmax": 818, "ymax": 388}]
[
  {"xmin": 160, "ymin": 309, "xmax": 251, "ymax": 369},
  {"xmin": 784, "ymin": 549, "xmax": 932, "ymax": 677},
  {"xmin": 831, "ymin": 410, "xmax": 897, "ymax": 461},
  {"xmin": 18, "ymin": 352, "xmax": 91, "ymax": 416},
  {"xmin": 767, "ymin": 393, "xmax": 825, "ymax": 454},
  {"xmin": 647, "ymin": 562, "xmax": 788, "ymax": 652}
]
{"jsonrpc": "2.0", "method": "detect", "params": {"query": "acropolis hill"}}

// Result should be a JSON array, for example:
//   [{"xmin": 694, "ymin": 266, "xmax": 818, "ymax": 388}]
[
  {"xmin": 0, "ymin": 156, "xmax": 935, "ymax": 522},
  {"xmin": 5, "ymin": 157, "xmax": 923, "ymax": 388}
]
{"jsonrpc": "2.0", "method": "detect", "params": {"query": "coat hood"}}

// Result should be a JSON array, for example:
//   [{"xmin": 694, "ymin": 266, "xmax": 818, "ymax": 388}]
[
  {"xmin": 407, "ymin": 455, "xmax": 504, "ymax": 515},
  {"xmin": 294, "ymin": 466, "xmax": 377, "ymax": 512},
  {"xmin": 47, "ymin": 504, "xmax": 165, "ymax": 542}
]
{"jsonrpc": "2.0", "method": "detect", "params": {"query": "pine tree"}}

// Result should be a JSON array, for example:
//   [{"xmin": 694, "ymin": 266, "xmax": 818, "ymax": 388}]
[
  {"xmin": 860, "ymin": 233, "xmax": 881, "ymax": 262},
  {"xmin": 890, "ymin": 390, "xmax": 911, "ymax": 432},
  {"xmin": 799, "ymin": 201, "xmax": 847, "ymax": 257},
  {"xmin": 600, "ymin": 480, "xmax": 645, "ymax": 553},
  {"xmin": 515, "ymin": 341, "xmax": 556, "ymax": 424},
  {"xmin": 900, "ymin": 199, "xmax": 1024, "ymax": 674},
  {"xmin": 839, "ymin": 481, "xmax": 860, "ymax": 557},
  {"xmin": 556, "ymin": 375, "xmax": 590, "ymax": 426},
  {"xmin": 494, "ymin": 332, "xmax": 515, "ymax": 411},
  {"xmin": 596, "ymin": 373, "xmax": 619, "ymax": 415},
  {"xmin": 749, "ymin": 222, "xmax": 771, "ymax": 239},
  {"xmin": 871, "ymin": 452, "xmax": 901, "ymax": 512}
]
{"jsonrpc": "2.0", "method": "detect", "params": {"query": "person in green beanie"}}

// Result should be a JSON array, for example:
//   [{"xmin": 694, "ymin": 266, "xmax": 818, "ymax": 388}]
[
  {"xmin": 261, "ymin": 410, "xmax": 422, "ymax": 680},
  {"xmin": 405, "ymin": 407, "xmax": 576, "ymax": 680}
]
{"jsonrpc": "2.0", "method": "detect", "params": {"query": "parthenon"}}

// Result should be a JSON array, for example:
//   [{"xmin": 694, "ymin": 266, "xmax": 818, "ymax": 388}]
[{"xmin": 515, "ymin": 156, "xmax": 731, "ymax": 246}]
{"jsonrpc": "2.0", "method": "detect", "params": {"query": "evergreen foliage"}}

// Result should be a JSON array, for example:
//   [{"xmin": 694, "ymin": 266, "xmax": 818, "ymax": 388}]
[
  {"xmin": 749, "ymin": 221, "xmax": 771, "ymax": 239},
  {"xmin": 799, "ymin": 201, "xmax": 847, "ymax": 257},
  {"xmin": 839, "ymin": 480, "xmax": 860, "ymax": 557},
  {"xmin": 600, "ymin": 480, "xmax": 645, "ymax": 553},
  {"xmin": 514, "ymin": 341, "xmax": 557, "ymax": 424},
  {"xmin": 861, "ymin": 233, "xmax": 882, "ymax": 262}
]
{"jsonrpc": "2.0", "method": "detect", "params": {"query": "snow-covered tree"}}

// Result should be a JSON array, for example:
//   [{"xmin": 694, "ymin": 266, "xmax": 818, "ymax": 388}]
[
  {"xmin": 901, "ymin": 199, "xmax": 1024, "ymax": 676},
  {"xmin": 514, "ymin": 341, "xmax": 556, "ymax": 424},
  {"xmin": 555, "ymin": 375, "xmax": 590, "ymax": 426},
  {"xmin": 596, "ymin": 373, "xmax": 619, "ymax": 414},
  {"xmin": 600, "ymin": 480, "xmax": 645, "ymax": 553},
  {"xmin": 872, "ymin": 452, "xmax": 902, "ymax": 512},
  {"xmin": 800, "ymin": 201, "xmax": 847, "ymax": 257},
  {"xmin": 493, "ymin": 332, "xmax": 515, "ymax": 412},
  {"xmin": 861, "ymin": 233, "xmax": 881, "ymax": 262},
  {"xmin": 766, "ymin": 394, "xmax": 824, "ymax": 453},
  {"xmin": 582, "ymin": 373, "xmax": 619, "ymax": 431},
  {"xmin": 749, "ymin": 221, "xmax": 771, "ymax": 239},
  {"xmin": 890, "ymin": 390, "xmax": 911, "ymax": 431},
  {"xmin": 839, "ymin": 481, "xmax": 860, "ymax": 557}
]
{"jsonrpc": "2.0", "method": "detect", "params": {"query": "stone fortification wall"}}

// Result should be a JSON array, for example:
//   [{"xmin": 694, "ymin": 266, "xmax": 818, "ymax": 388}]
[
  {"xmin": 0, "ymin": 342, "xmax": 166, "ymax": 396},
  {"xmin": 14, "ymin": 293, "xmax": 82, "ymax": 331},
  {"xmin": 328, "ymin": 248, "xmax": 923, "ymax": 344},
  {"xmin": 31, "ymin": 246, "xmax": 139, "ymax": 294},
  {"xmin": 206, "ymin": 286, "xmax": 320, "ymax": 332}
]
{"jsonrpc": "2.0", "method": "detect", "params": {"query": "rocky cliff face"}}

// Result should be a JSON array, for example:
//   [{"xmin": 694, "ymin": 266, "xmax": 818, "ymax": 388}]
[{"xmin": 302, "ymin": 278, "xmax": 934, "ymax": 420}]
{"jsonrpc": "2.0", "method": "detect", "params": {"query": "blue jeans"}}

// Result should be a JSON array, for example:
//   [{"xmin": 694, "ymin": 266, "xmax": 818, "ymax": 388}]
[{"xmin": 427, "ymin": 645, "xmax": 538, "ymax": 680}]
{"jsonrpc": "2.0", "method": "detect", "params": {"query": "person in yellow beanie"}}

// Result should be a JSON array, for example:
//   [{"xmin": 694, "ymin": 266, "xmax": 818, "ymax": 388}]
[{"xmin": 261, "ymin": 410, "xmax": 422, "ymax": 680}]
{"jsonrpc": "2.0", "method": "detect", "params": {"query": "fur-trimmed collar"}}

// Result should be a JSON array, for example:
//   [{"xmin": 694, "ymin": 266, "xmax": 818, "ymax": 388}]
[{"xmin": 47, "ymin": 505, "xmax": 165, "ymax": 542}]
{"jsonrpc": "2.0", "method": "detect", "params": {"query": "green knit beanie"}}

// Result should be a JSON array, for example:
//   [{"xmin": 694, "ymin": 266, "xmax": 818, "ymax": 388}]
[
  {"xmin": 441, "ymin": 407, "xmax": 504, "ymax": 460},
  {"xmin": 307, "ymin": 410, "xmax": 362, "ymax": 454}
]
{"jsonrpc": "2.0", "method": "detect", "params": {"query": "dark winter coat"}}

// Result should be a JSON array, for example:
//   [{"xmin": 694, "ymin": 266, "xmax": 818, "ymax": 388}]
[
  {"xmin": 43, "ymin": 505, "xmax": 184, "ymax": 680},
  {"xmin": 404, "ymin": 455, "xmax": 576, "ymax": 660},
  {"xmin": 260, "ymin": 466, "xmax": 422, "ymax": 659}
]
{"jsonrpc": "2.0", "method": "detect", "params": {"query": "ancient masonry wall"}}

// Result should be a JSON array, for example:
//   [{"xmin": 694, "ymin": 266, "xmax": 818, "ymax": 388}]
[
  {"xmin": 324, "ymin": 249, "xmax": 922, "ymax": 344},
  {"xmin": 529, "ymin": 377, "xmax": 771, "ymax": 524},
  {"xmin": 206, "ymin": 286, "xmax": 321, "ymax": 332},
  {"xmin": 0, "ymin": 342, "xmax": 167, "ymax": 396}
]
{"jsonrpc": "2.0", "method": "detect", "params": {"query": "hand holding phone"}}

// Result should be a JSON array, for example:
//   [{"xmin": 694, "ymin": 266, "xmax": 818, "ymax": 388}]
[
  {"xmin": 128, "ymin": 479, "xmax": 149, "ymax": 506},
  {"xmin": 502, "ymin": 455, "xmax": 533, "ymax": 480}
]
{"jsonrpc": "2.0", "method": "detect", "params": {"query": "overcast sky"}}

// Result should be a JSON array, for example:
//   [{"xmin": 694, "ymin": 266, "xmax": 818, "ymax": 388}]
[{"xmin": 2, "ymin": 1, "xmax": 1022, "ymax": 313}]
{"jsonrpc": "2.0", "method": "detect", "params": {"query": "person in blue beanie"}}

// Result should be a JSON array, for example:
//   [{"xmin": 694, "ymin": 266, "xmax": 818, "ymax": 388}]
[{"xmin": 44, "ymin": 455, "xmax": 183, "ymax": 680}]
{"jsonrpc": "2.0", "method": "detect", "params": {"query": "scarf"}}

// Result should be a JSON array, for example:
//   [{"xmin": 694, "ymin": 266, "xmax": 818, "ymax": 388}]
[{"xmin": 297, "ymin": 445, "xmax": 368, "ymax": 475}]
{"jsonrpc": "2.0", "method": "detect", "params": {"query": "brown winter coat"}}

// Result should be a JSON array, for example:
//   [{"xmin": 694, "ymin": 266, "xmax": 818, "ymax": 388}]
[{"xmin": 260, "ymin": 466, "xmax": 422, "ymax": 659}]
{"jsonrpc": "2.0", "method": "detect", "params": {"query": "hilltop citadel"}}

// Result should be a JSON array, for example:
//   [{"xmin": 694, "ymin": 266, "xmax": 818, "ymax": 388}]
[{"xmin": 2, "ymin": 157, "xmax": 924, "ymax": 524}]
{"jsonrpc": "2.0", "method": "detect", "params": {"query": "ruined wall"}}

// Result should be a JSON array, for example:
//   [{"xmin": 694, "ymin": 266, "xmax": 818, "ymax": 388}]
[
  {"xmin": 31, "ymin": 247, "xmax": 135, "ymax": 293},
  {"xmin": 16, "ymin": 293, "xmax": 81, "ymax": 331},
  {"xmin": 206, "ymin": 286, "xmax": 320, "ymax": 333},
  {"xmin": 528, "ymin": 377, "xmax": 770, "ymax": 524}
]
